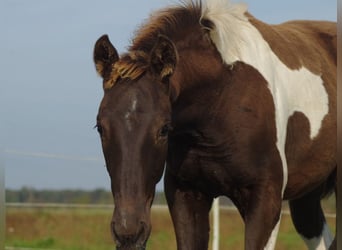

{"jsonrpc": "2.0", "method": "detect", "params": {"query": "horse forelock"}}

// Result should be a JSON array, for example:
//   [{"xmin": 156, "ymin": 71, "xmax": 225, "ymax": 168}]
[{"xmin": 104, "ymin": 51, "xmax": 149, "ymax": 89}]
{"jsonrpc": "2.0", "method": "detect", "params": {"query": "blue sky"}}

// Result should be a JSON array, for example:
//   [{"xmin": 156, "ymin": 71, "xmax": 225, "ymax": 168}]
[{"xmin": 0, "ymin": 0, "xmax": 336, "ymax": 191}]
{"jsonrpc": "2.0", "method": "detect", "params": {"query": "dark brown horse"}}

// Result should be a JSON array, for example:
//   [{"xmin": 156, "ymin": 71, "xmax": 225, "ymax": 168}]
[{"xmin": 93, "ymin": 1, "xmax": 336, "ymax": 249}]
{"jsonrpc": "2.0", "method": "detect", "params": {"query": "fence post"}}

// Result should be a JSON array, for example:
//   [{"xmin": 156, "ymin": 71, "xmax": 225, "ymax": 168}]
[{"xmin": 212, "ymin": 197, "xmax": 219, "ymax": 250}]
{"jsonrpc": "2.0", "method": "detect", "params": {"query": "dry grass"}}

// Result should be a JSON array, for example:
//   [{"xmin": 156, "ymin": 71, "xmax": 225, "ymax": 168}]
[{"xmin": 6, "ymin": 200, "xmax": 335, "ymax": 250}]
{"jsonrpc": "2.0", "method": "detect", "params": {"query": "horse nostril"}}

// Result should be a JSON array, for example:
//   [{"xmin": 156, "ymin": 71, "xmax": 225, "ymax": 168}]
[
  {"xmin": 110, "ymin": 221, "xmax": 118, "ymax": 242},
  {"xmin": 136, "ymin": 222, "xmax": 145, "ymax": 240}
]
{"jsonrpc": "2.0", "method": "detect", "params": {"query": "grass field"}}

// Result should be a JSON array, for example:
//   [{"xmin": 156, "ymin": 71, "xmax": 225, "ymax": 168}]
[{"xmin": 6, "ymin": 198, "xmax": 335, "ymax": 250}]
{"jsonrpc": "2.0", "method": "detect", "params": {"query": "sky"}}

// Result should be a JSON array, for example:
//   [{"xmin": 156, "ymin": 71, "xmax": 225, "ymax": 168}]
[{"xmin": 0, "ymin": 0, "xmax": 337, "ymax": 191}]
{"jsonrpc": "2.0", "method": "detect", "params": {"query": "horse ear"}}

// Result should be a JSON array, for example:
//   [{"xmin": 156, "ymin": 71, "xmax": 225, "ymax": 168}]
[
  {"xmin": 149, "ymin": 35, "xmax": 178, "ymax": 82},
  {"xmin": 93, "ymin": 35, "xmax": 119, "ymax": 79}
]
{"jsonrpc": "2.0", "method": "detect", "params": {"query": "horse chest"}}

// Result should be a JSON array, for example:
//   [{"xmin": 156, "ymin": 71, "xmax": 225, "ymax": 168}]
[{"xmin": 168, "ymin": 144, "xmax": 237, "ymax": 194}]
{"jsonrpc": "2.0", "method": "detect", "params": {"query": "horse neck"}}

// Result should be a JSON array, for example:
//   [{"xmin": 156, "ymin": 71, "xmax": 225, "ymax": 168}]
[
  {"xmin": 170, "ymin": 45, "xmax": 228, "ymax": 125},
  {"xmin": 171, "ymin": 40, "xmax": 225, "ymax": 100}
]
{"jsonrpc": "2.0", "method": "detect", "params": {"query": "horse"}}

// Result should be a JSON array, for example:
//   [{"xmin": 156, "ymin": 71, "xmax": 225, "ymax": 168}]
[{"xmin": 93, "ymin": 1, "xmax": 337, "ymax": 249}]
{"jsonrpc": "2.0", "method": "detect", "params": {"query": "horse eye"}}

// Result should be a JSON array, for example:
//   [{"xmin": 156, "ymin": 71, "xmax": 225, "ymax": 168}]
[
  {"xmin": 159, "ymin": 124, "xmax": 172, "ymax": 137},
  {"xmin": 96, "ymin": 124, "xmax": 103, "ymax": 136}
]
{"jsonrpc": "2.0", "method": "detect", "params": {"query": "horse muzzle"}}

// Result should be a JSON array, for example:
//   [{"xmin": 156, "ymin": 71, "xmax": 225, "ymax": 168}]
[{"xmin": 111, "ymin": 217, "xmax": 150, "ymax": 250}]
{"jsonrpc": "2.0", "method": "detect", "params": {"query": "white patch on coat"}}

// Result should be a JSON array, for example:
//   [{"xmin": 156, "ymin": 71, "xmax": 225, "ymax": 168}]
[
  {"xmin": 302, "ymin": 223, "xmax": 334, "ymax": 250},
  {"xmin": 264, "ymin": 219, "xmax": 281, "ymax": 250},
  {"xmin": 125, "ymin": 98, "xmax": 138, "ymax": 131},
  {"xmin": 202, "ymin": 0, "xmax": 329, "ymax": 195}
]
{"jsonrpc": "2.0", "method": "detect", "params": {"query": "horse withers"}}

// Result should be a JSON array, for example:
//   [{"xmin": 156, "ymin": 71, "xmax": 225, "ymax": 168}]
[{"xmin": 94, "ymin": 1, "xmax": 336, "ymax": 249}]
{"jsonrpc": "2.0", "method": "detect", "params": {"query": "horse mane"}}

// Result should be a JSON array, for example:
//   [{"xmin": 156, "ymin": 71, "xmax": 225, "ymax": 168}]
[
  {"xmin": 106, "ymin": 1, "xmax": 203, "ymax": 87},
  {"xmin": 107, "ymin": 0, "xmax": 248, "ymax": 88},
  {"xmin": 131, "ymin": 1, "xmax": 202, "ymax": 52}
]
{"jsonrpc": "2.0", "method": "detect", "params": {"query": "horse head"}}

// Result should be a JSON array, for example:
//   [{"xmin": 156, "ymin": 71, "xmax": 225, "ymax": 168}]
[{"xmin": 94, "ymin": 34, "xmax": 177, "ymax": 249}]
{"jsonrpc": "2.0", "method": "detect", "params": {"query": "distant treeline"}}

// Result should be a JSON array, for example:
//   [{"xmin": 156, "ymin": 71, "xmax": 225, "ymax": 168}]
[
  {"xmin": 5, "ymin": 187, "xmax": 167, "ymax": 205},
  {"xmin": 6, "ymin": 187, "xmax": 114, "ymax": 204},
  {"xmin": 5, "ymin": 187, "xmax": 234, "ymax": 206}
]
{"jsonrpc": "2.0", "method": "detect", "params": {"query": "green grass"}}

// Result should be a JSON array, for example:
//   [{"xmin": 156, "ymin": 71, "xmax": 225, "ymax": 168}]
[
  {"xmin": 6, "ymin": 202, "xmax": 335, "ymax": 250},
  {"xmin": 9, "ymin": 237, "xmax": 55, "ymax": 248}
]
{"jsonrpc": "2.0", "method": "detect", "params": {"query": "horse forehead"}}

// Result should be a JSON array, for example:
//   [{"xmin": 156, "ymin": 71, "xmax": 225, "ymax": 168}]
[{"xmin": 104, "ymin": 84, "xmax": 154, "ymax": 110}]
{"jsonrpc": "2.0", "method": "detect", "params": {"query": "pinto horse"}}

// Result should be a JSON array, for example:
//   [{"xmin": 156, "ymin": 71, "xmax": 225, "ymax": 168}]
[{"xmin": 93, "ymin": 1, "xmax": 337, "ymax": 249}]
